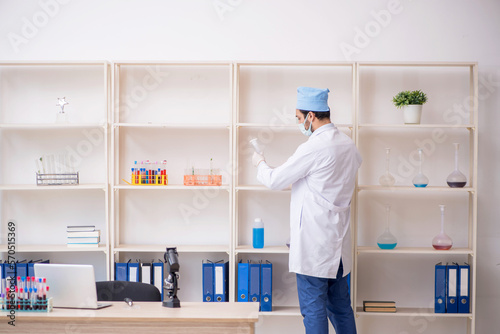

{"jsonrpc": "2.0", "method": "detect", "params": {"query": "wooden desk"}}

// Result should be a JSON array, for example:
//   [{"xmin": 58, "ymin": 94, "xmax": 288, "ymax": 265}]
[{"xmin": 4, "ymin": 302, "xmax": 260, "ymax": 334}]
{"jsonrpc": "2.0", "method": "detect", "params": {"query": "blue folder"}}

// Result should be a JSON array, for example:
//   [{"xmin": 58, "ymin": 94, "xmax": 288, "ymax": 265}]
[
  {"xmin": 16, "ymin": 262, "xmax": 28, "ymax": 278},
  {"xmin": 4, "ymin": 262, "xmax": 16, "ymax": 283},
  {"xmin": 127, "ymin": 260, "xmax": 140, "ymax": 282},
  {"xmin": 446, "ymin": 263, "xmax": 458, "ymax": 313},
  {"xmin": 152, "ymin": 261, "xmax": 164, "ymax": 301},
  {"xmin": 202, "ymin": 260, "xmax": 214, "ymax": 302},
  {"xmin": 249, "ymin": 261, "xmax": 261, "ymax": 303},
  {"xmin": 115, "ymin": 262, "xmax": 129, "ymax": 281},
  {"xmin": 260, "ymin": 261, "xmax": 272, "ymax": 312},
  {"xmin": 214, "ymin": 261, "xmax": 229, "ymax": 302},
  {"xmin": 237, "ymin": 260, "xmax": 249, "ymax": 302},
  {"xmin": 435, "ymin": 262, "xmax": 447, "ymax": 313},
  {"xmin": 458, "ymin": 263, "xmax": 470, "ymax": 313}
]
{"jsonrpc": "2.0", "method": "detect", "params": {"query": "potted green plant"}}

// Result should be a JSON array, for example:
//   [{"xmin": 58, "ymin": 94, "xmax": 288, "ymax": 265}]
[{"xmin": 392, "ymin": 90, "xmax": 428, "ymax": 124}]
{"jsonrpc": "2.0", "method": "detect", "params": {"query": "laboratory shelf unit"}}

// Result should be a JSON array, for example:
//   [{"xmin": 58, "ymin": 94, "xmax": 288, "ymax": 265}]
[
  {"xmin": 113, "ymin": 244, "xmax": 229, "ymax": 253},
  {"xmin": 235, "ymin": 245, "xmax": 290, "ymax": 254},
  {"xmin": 0, "ymin": 61, "xmax": 111, "ymax": 280},
  {"xmin": 233, "ymin": 61, "xmax": 356, "ymax": 321},
  {"xmin": 355, "ymin": 307, "xmax": 472, "ymax": 318},
  {"xmin": 354, "ymin": 62, "xmax": 478, "ymax": 334},
  {"xmin": 110, "ymin": 61, "xmax": 234, "ymax": 297},
  {"xmin": 0, "ymin": 244, "xmax": 109, "ymax": 253},
  {"xmin": 356, "ymin": 246, "xmax": 474, "ymax": 255}
]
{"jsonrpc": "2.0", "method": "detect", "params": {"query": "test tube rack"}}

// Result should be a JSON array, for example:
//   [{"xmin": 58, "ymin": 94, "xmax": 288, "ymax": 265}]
[
  {"xmin": 0, "ymin": 297, "xmax": 53, "ymax": 312},
  {"xmin": 183, "ymin": 169, "xmax": 222, "ymax": 186},
  {"xmin": 36, "ymin": 172, "xmax": 79, "ymax": 186},
  {"xmin": 130, "ymin": 173, "xmax": 169, "ymax": 186}
]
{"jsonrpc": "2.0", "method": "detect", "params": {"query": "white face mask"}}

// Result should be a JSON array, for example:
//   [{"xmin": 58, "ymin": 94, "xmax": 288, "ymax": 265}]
[{"xmin": 298, "ymin": 113, "xmax": 313, "ymax": 136}]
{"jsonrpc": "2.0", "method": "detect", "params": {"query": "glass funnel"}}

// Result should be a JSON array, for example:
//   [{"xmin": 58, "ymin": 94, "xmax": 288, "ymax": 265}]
[
  {"xmin": 377, "ymin": 204, "xmax": 397, "ymax": 249},
  {"xmin": 379, "ymin": 148, "xmax": 395, "ymax": 186},
  {"xmin": 447, "ymin": 143, "xmax": 467, "ymax": 188},
  {"xmin": 432, "ymin": 205, "xmax": 453, "ymax": 250},
  {"xmin": 412, "ymin": 148, "xmax": 429, "ymax": 187}
]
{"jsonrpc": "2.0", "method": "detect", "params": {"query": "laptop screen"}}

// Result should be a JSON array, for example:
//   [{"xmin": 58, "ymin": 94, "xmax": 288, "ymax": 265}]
[{"xmin": 34, "ymin": 263, "xmax": 102, "ymax": 309}]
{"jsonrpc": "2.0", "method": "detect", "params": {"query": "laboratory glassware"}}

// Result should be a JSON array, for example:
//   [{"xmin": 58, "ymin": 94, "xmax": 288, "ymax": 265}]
[
  {"xmin": 446, "ymin": 143, "xmax": 467, "ymax": 188},
  {"xmin": 377, "ymin": 204, "xmax": 397, "ymax": 249},
  {"xmin": 412, "ymin": 148, "xmax": 429, "ymax": 187},
  {"xmin": 432, "ymin": 205, "xmax": 453, "ymax": 250},
  {"xmin": 379, "ymin": 148, "xmax": 396, "ymax": 186}
]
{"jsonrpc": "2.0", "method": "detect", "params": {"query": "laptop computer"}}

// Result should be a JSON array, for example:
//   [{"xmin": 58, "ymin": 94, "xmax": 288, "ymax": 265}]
[{"xmin": 34, "ymin": 263, "xmax": 112, "ymax": 309}]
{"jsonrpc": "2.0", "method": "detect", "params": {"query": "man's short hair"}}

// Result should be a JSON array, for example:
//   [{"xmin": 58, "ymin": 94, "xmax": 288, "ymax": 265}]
[{"xmin": 299, "ymin": 109, "xmax": 331, "ymax": 121}]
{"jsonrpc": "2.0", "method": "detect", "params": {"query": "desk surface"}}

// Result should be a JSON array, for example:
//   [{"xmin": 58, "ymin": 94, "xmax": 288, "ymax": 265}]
[{"xmin": 13, "ymin": 302, "xmax": 260, "ymax": 323}]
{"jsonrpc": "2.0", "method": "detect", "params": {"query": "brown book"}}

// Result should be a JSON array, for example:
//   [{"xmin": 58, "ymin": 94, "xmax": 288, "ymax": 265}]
[
  {"xmin": 363, "ymin": 306, "xmax": 397, "ymax": 313},
  {"xmin": 363, "ymin": 300, "xmax": 396, "ymax": 308}
]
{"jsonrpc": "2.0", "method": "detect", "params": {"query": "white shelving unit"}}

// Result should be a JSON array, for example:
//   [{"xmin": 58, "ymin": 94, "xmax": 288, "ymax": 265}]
[
  {"xmin": 0, "ymin": 61, "xmax": 111, "ymax": 280},
  {"xmin": 353, "ymin": 62, "xmax": 478, "ymax": 333},
  {"xmin": 110, "ymin": 62, "xmax": 233, "ymax": 303},
  {"xmin": 233, "ymin": 61, "xmax": 356, "ymax": 318},
  {"xmin": 6, "ymin": 60, "xmax": 478, "ymax": 333}
]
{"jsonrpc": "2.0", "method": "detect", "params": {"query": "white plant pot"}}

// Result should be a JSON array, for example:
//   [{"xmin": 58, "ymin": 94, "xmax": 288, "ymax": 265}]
[{"xmin": 403, "ymin": 105, "xmax": 423, "ymax": 124}]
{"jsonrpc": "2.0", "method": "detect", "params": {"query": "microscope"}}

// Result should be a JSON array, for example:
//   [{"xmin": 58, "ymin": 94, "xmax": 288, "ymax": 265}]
[{"xmin": 162, "ymin": 247, "xmax": 181, "ymax": 308}]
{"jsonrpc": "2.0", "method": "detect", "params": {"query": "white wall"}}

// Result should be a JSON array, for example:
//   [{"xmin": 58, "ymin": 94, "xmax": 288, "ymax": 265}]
[{"xmin": 0, "ymin": 0, "xmax": 499, "ymax": 332}]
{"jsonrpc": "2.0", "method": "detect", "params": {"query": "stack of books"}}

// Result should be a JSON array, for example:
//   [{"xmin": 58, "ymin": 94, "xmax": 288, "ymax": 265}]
[
  {"xmin": 363, "ymin": 300, "xmax": 396, "ymax": 313},
  {"xmin": 67, "ymin": 225, "xmax": 100, "ymax": 247}
]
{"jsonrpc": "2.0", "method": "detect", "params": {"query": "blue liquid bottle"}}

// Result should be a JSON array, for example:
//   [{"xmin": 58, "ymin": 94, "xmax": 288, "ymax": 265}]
[{"xmin": 253, "ymin": 218, "xmax": 264, "ymax": 249}]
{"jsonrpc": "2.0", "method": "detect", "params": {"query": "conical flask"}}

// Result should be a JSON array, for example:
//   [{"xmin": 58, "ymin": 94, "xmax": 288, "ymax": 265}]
[
  {"xmin": 377, "ymin": 204, "xmax": 397, "ymax": 249},
  {"xmin": 432, "ymin": 205, "xmax": 453, "ymax": 250},
  {"xmin": 446, "ymin": 143, "xmax": 467, "ymax": 188},
  {"xmin": 379, "ymin": 148, "xmax": 395, "ymax": 186},
  {"xmin": 412, "ymin": 148, "xmax": 429, "ymax": 187}
]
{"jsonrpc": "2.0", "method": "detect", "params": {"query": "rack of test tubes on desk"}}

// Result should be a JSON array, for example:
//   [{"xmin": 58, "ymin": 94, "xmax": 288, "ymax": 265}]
[
  {"xmin": 184, "ymin": 168, "xmax": 222, "ymax": 186},
  {"xmin": 1, "ymin": 276, "xmax": 53, "ymax": 312},
  {"xmin": 130, "ymin": 160, "xmax": 168, "ymax": 185}
]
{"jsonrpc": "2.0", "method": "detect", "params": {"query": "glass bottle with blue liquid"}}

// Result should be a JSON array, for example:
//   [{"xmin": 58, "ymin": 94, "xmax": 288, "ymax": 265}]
[
  {"xmin": 377, "ymin": 204, "xmax": 397, "ymax": 250},
  {"xmin": 412, "ymin": 148, "xmax": 429, "ymax": 187},
  {"xmin": 253, "ymin": 218, "xmax": 264, "ymax": 249}
]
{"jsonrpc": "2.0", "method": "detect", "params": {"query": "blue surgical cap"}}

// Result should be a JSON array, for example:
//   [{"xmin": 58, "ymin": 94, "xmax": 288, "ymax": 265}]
[{"xmin": 296, "ymin": 86, "xmax": 330, "ymax": 112}]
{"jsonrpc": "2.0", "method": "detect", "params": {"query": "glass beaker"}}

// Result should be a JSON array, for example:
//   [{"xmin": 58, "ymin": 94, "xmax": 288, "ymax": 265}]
[
  {"xmin": 432, "ymin": 205, "xmax": 453, "ymax": 250},
  {"xmin": 412, "ymin": 148, "xmax": 429, "ymax": 187},
  {"xmin": 379, "ymin": 148, "xmax": 396, "ymax": 186},
  {"xmin": 377, "ymin": 204, "xmax": 397, "ymax": 249},
  {"xmin": 446, "ymin": 143, "xmax": 467, "ymax": 188}
]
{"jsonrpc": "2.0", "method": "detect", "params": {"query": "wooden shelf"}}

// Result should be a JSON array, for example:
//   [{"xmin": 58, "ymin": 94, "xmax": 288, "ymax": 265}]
[
  {"xmin": 357, "ymin": 185, "xmax": 474, "ymax": 192},
  {"xmin": 0, "ymin": 184, "xmax": 107, "ymax": 191},
  {"xmin": 358, "ymin": 123, "xmax": 474, "ymax": 129},
  {"xmin": 114, "ymin": 184, "xmax": 230, "ymax": 191},
  {"xmin": 114, "ymin": 123, "xmax": 230, "ymax": 129},
  {"xmin": 114, "ymin": 244, "xmax": 229, "ymax": 253},
  {"xmin": 357, "ymin": 61, "xmax": 477, "ymax": 67},
  {"xmin": 236, "ymin": 245, "xmax": 289, "ymax": 254},
  {"xmin": 356, "ymin": 307, "xmax": 472, "ymax": 317},
  {"xmin": 236, "ymin": 185, "xmax": 291, "ymax": 192},
  {"xmin": 0, "ymin": 244, "xmax": 108, "ymax": 253},
  {"xmin": 357, "ymin": 246, "xmax": 473, "ymax": 255},
  {"xmin": 0, "ymin": 123, "xmax": 106, "ymax": 130},
  {"xmin": 236, "ymin": 123, "xmax": 353, "ymax": 129}
]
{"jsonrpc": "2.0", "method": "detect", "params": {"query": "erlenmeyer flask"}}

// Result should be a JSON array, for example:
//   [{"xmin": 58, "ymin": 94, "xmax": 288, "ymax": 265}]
[
  {"xmin": 412, "ymin": 148, "xmax": 429, "ymax": 187},
  {"xmin": 377, "ymin": 204, "xmax": 397, "ymax": 249},
  {"xmin": 446, "ymin": 143, "xmax": 467, "ymax": 188},
  {"xmin": 379, "ymin": 148, "xmax": 395, "ymax": 186},
  {"xmin": 432, "ymin": 205, "xmax": 453, "ymax": 250}
]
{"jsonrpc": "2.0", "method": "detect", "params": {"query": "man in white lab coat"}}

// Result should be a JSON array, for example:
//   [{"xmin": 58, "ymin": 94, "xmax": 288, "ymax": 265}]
[{"xmin": 252, "ymin": 86, "xmax": 361, "ymax": 334}]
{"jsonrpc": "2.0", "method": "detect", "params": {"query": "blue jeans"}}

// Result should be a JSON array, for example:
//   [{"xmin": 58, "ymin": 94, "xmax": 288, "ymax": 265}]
[{"xmin": 296, "ymin": 261, "xmax": 357, "ymax": 334}]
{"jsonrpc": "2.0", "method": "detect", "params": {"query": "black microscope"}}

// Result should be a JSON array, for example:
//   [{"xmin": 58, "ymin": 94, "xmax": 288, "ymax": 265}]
[{"xmin": 162, "ymin": 247, "xmax": 181, "ymax": 308}]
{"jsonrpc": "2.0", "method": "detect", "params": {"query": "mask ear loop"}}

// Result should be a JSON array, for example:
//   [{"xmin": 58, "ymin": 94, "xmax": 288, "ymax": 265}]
[{"xmin": 306, "ymin": 112, "xmax": 313, "ymax": 131}]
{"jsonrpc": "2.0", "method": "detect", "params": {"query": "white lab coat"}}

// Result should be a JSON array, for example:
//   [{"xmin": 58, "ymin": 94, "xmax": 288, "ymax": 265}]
[{"xmin": 257, "ymin": 123, "xmax": 362, "ymax": 278}]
